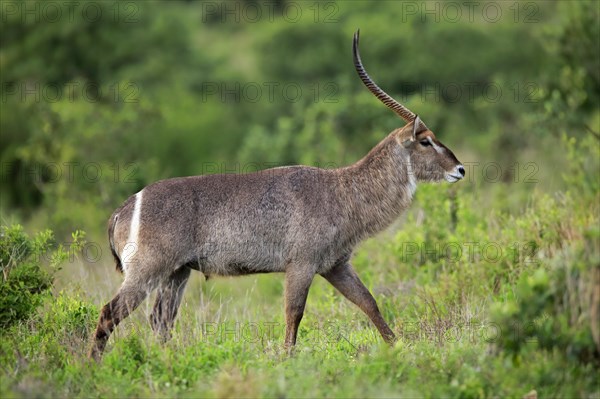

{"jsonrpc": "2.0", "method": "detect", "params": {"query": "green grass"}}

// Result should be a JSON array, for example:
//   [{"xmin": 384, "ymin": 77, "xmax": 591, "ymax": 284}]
[{"xmin": 0, "ymin": 275, "xmax": 596, "ymax": 398}]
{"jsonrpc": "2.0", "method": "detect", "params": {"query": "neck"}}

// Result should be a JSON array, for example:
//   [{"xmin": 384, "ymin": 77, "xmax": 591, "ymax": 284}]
[{"xmin": 335, "ymin": 133, "xmax": 416, "ymax": 242}]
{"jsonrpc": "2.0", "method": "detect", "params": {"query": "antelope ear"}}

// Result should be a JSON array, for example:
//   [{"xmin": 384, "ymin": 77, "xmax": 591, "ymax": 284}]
[
  {"xmin": 400, "ymin": 115, "xmax": 422, "ymax": 147},
  {"xmin": 411, "ymin": 115, "xmax": 421, "ymax": 141}
]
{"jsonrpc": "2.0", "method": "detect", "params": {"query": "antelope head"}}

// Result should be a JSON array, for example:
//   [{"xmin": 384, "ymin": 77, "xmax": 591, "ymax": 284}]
[{"xmin": 353, "ymin": 30, "xmax": 465, "ymax": 183}]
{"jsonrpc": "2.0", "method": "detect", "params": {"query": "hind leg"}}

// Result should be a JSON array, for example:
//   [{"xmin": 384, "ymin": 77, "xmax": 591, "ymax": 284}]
[
  {"xmin": 89, "ymin": 275, "xmax": 159, "ymax": 362},
  {"xmin": 150, "ymin": 266, "xmax": 191, "ymax": 342}
]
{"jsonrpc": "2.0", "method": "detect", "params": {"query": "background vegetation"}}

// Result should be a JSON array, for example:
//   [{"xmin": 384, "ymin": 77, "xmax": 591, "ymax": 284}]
[{"xmin": 1, "ymin": 0, "xmax": 598, "ymax": 397}]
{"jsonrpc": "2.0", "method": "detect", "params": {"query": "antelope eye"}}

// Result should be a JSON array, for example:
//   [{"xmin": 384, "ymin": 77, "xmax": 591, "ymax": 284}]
[{"xmin": 420, "ymin": 139, "xmax": 431, "ymax": 147}]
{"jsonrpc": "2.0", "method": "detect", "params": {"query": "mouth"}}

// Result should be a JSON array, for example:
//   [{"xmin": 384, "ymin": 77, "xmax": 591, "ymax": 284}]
[{"xmin": 445, "ymin": 174, "xmax": 463, "ymax": 183}]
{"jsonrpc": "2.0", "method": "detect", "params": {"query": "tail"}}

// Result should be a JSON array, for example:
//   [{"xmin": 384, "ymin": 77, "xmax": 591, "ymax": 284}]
[{"xmin": 107, "ymin": 213, "xmax": 123, "ymax": 273}]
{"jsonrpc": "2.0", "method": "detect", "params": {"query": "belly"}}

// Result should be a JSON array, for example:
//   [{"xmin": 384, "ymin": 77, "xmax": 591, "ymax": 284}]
[{"xmin": 195, "ymin": 239, "xmax": 288, "ymax": 277}]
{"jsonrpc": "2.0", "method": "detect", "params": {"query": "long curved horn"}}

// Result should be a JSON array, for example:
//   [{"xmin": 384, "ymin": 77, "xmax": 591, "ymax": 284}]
[{"xmin": 353, "ymin": 30, "xmax": 427, "ymax": 130}]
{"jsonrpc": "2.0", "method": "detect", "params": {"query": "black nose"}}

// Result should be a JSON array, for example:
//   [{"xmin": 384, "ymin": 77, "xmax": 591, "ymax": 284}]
[{"xmin": 458, "ymin": 166, "xmax": 465, "ymax": 176}]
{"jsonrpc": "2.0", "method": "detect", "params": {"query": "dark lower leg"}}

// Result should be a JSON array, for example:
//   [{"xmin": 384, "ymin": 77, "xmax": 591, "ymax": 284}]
[
  {"xmin": 90, "ymin": 295, "xmax": 121, "ymax": 361},
  {"xmin": 89, "ymin": 287, "xmax": 148, "ymax": 361},
  {"xmin": 322, "ymin": 262, "xmax": 395, "ymax": 344},
  {"xmin": 284, "ymin": 269, "xmax": 314, "ymax": 351},
  {"xmin": 150, "ymin": 267, "xmax": 191, "ymax": 341}
]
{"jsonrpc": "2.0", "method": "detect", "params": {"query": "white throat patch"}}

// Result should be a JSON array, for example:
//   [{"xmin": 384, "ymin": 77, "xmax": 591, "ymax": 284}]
[{"xmin": 405, "ymin": 155, "xmax": 417, "ymax": 198}]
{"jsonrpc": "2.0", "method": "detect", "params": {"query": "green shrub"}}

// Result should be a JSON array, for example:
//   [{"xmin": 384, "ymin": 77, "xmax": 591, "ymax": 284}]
[
  {"xmin": 488, "ymin": 133, "xmax": 599, "ymax": 364},
  {"xmin": 0, "ymin": 224, "xmax": 85, "ymax": 330},
  {"xmin": 491, "ymin": 225, "xmax": 600, "ymax": 364}
]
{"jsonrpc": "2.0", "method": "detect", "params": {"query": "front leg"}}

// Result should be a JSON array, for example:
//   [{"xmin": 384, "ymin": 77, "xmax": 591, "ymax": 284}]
[
  {"xmin": 284, "ymin": 267, "xmax": 315, "ymax": 351},
  {"xmin": 321, "ymin": 262, "xmax": 395, "ymax": 344}
]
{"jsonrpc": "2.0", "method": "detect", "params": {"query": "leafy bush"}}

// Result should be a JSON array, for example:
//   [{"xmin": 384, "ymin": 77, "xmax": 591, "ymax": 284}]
[
  {"xmin": 0, "ymin": 224, "xmax": 85, "ymax": 330},
  {"xmin": 491, "ymin": 134, "xmax": 600, "ymax": 365},
  {"xmin": 491, "ymin": 259, "xmax": 599, "ymax": 364}
]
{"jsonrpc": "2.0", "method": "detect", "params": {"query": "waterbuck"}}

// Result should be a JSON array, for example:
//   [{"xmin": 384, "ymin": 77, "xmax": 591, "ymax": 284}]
[{"xmin": 89, "ymin": 30, "xmax": 465, "ymax": 360}]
